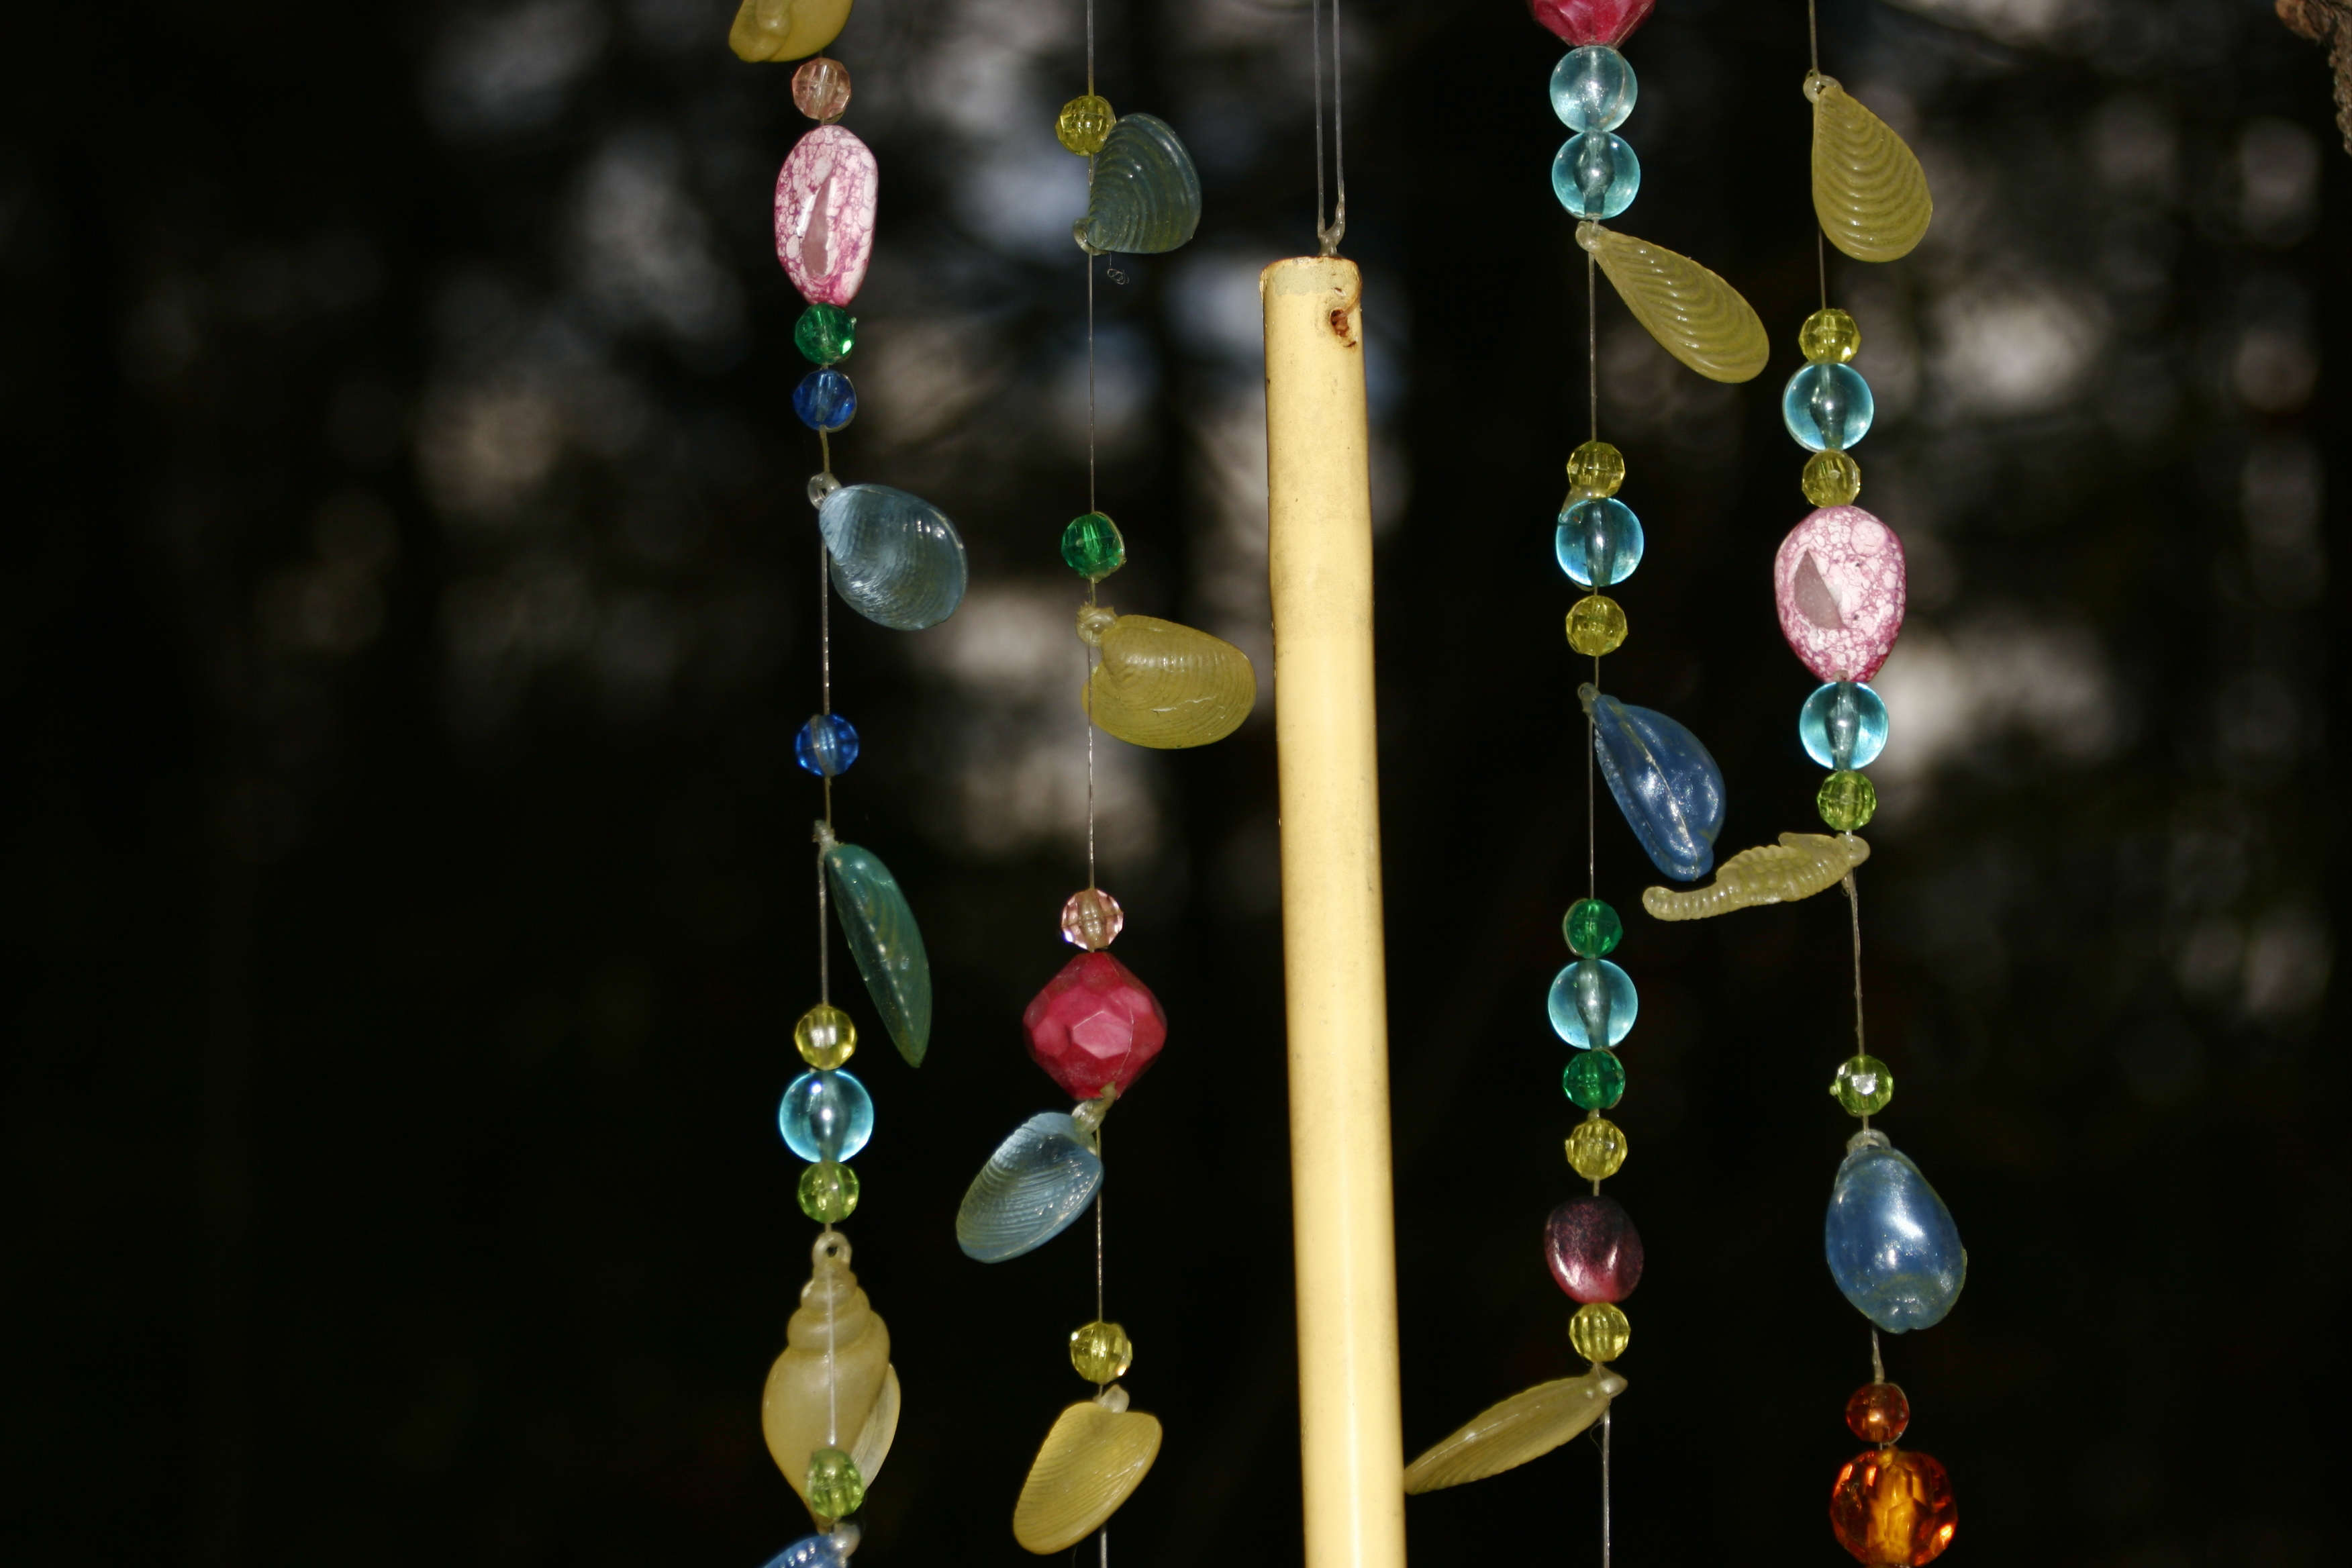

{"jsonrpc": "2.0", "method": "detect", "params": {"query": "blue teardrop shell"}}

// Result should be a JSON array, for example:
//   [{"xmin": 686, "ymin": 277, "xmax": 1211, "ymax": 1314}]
[
  {"xmin": 1581, "ymin": 684, "xmax": 1726, "ymax": 881},
  {"xmin": 956, "ymin": 1111, "xmax": 1105, "ymax": 1263},
  {"xmin": 1824, "ymin": 1134, "xmax": 1967, "ymax": 1332},
  {"xmin": 817, "ymin": 484, "xmax": 968, "ymax": 631},
  {"xmin": 1075, "ymin": 113, "xmax": 1202, "ymax": 256}
]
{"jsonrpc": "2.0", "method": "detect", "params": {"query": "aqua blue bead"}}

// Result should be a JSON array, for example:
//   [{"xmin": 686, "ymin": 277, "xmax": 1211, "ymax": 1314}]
[
  {"xmin": 761, "ymin": 1527, "xmax": 859, "ymax": 1568},
  {"xmin": 1550, "ymin": 46, "xmax": 1636, "ymax": 132},
  {"xmin": 1799, "ymin": 681, "xmax": 1888, "ymax": 770},
  {"xmin": 1582, "ymin": 684, "xmax": 1726, "ymax": 882},
  {"xmin": 1551, "ymin": 132, "xmax": 1640, "ymax": 219},
  {"xmin": 1781, "ymin": 362, "xmax": 1875, "ymax": 452},
  {"xmin": 779, "ymin": 1069, "xmax": 874, "ymax": 1163},
  {"xmin": 817, "ymin": 484, "xmax": 969, "ymax": 632},
  {"xmin": 1548, "ymin": 958, "xmax": 1638, "ymax": 1049},
  {"xmin": 1824, "ymin": 1134, "xmax": 1967, "ymax": 1333},
  {"xmin": 1555, "ymin": 497, "xmax": 1645, "ymax": 588},
  {"xmin": 793, "ymin": 368, "xmax": 857, "ymax": 433},
  {"xmin": 795, "ymin": 713, "xmax": 861, "ymax": 777}
]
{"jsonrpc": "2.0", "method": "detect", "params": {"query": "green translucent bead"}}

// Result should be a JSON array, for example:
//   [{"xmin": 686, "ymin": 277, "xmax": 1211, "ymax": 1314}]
[
  {"xmin": 805, "ymin": 1446, "xmax": 865, "ymax": 1518},
  {"xmin": 1069, "ymin": 1319, "xmax": 1134, "ymax": 1383},
  {"xmin": 1818, "ymin": 769, "xmax": 1878, "ymax": 831},
  {"xmin": 1563, "ymin": 1048, "xmax": 1626, "ymax": 1110},
  {"xmin": 1564, "ymin": 897, "xmax": 1622, "ymax": 957},
  {"xmin": 1060, "ymin": 512, "xmax": 1126, "ymax": 581},
  {"xmin": 1565, "ymin": 439, "xmax": 1626, "ymax": 500},
  {"xmin": 798, "ymin": 1160, "xmax": 861, "ymax": 1223},
  {"xmin": 1799, "ymin": 307, "xmax": 1861, "ymax": 364},
  {"xmin": 1830, "ymin": 1053, "xmax": 1894, "ymax": 1116},
  {"xmin": 1802, "ymin": 449, "xmax": 1861, "ymax": 507},
  {"xmin": 795, "ymin": 303, "xmax": 856, "ymax": 366}
]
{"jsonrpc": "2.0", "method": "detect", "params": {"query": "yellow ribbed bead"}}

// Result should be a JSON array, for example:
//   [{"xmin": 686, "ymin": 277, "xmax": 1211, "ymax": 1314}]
[
  {"xmin": 1802, "ymin": 449, "xmax": 1863, "ymax": 507},
  {"xmin": 795, "ymin": 1003, "xmax": 858, "ymax": 1069},
  {"xmin": 1818, "ymin": 770, "xmax": 1879, "ymax": 832},
  {"xmin": 1056, "ymin": 95, "xmax": 1116, "ymax": 156},
  {"xmin": 1565, "ymin": 1115, "xmax": 1628, "ymax": 1181},
  {"xmin": 1565, "ymin": 440, "xmax": 1626, "ymax": 500},
  {"xmin": 1069, "ymin": 1320, "xmax": 1134, "ymax": 1383},
  {"xmin": 1570, "ymin": 1301, "xmax": 1631, "ymax": 1363},
  {"xmin": 1567, "ymin": 595, "xmax": 1627, "ymax": 656},
  {"xmin": 1799, "ymin": 307, "xmax": 1862, "ymax": 364}
]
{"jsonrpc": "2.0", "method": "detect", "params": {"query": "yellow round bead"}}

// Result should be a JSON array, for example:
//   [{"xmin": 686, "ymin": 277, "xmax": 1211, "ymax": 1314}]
[
  {"xmin": 1565, "ymin": 439, "xmax": 1626, "ymax": 500},
  {"xmin": 1799, "ymin": 307, "xmax": 1861, "ymax": 364},
  {"xmin": 795, "ymin": 1003, "xmax": 858, "ymax": 1069},
  {"xmin": 1566, "ymin": 595, "xmax": 1627, "ymax": 657},
  {"xmin": 1056, "ymin": 95, "xmax": 1116, "ymax": 156},
  {"xmin": 1565, "ymin": 1115, "xmax": 1628, "ymax": 1181},
  {"xmin": 1802, "ymin": 450, "xmax": 1862, "ymax": 507},
  {"xmin": 1069, "ymin": 1319, "xmax": 1133, "ymax": 1383},
  {"xmin": 1570, "ymin": 1301, "xmax": 1630, "ymax": 1363},
  {"xmin": 1818, "ymin": 770, "xmax": 1878, "ymax": 832}
]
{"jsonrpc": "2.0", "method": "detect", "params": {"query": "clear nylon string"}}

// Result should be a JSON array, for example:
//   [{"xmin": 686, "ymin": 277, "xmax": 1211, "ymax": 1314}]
[{"xmin": 1311, "ymin": 0, "xmax": 1346, "ymax": 254}]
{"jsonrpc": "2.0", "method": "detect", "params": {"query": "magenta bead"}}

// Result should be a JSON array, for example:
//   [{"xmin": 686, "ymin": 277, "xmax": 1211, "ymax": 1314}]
[
  {"xmin": 775, "ymin": 126, "xmax": 877, "ymax": 307},
  {"xmin": 1545, "ymin": 1193, "xmax": 1645, "ymax": 1304},
  {"xmin": 1022, "ymin": 952, "xmax": 1168, "ymax": 1101},
  {"xmin": 1773, "ymin": 505, "xmax": 1908, "ymax": 684},
  {"xmin": 1528, "ymin": 0, "xmax": 1656, "ymax": 46}
]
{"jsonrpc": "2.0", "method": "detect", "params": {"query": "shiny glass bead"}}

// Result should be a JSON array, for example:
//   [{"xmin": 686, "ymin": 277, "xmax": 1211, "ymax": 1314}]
[
  {"xmin": 1563, "ymin": 1047, "xmax": 1626, "ymax": 1110},
  {"xmin": 1783, "ymin": 362, "xmax": 1875, "ymax": 452},
  {"xmin": 1555, "ymin": 497, "xmax": 1644, "ymax": 587},
  {"xmin": 805, "ymin": 1447, "xmax": 865, "ymax": 1519},
  {"xmin": 1569, "ymin": 1300, "xmax": 1630, "ymax": 1363},
  {"xmin": 1059, "ymin": 887, "xmax": 1124, "ymax": 950},
  {"xmin": 1069, "ymin": 1319, "xmax": 1134, "ymax": 1383},
  {"xmin": 1565, "ymin": 1115, "xmax": 1627, "ymax": 1180},
  {"xmin": 1565, "ymin": 438, "xmax": 1626, "ymax": 499},
  {"xmin": 1804, "ymin": 449, "xmax": 1863, "ymax": 507},
  {"xmin": 795, "ymin": 712, "xmax": 861, "ymax": 777},
  {"xmin": 1545, "ymin": 1193, "xmax": 1644, "ymax": 1303},
  {"xmin": 1550, "ymin": 46, "xmax": 1637, "ymax": 132},
  {"xmin": 1551, "ymin": 131, "xmax": 1640, "ymax": 219},
  {"xmin": 779, "ymin": 1069, "xmax": 875, "ymax": 1163},
  {"xmin": 807, "ymin": 471, "xmax": 841, "ymax": 506},
  {"xmin": 1829, "ymin": 1447, "xmax": 1957, "ymax": 1565},
  {"xmin": 794, "ymin": 368, "xmax": 857, "ymax": 432},
  {"xmin": 1831, "ymin": 1053, "xmax": 1894, "ymax": 1117},
  {"xmin": 1825, "ymin": 1134, "xmax": 1967, "ymax": 1333},
  {"xmin": 795, "ymin": 303, "xmax": 856, "ymax": 365},
  {"xmin": 1566, "ymin": 594, "xmax": 1627, "ymax": 656},
  {"xmin": 1056, "ymin": 93, "xmax": 1116, "ymax": 156},
  {"xmin": 1060, "ymin": 512, "xmax": 1126, "ymax": 581},
  {"xmin": 791, "ymin": 55, "xmax": 852, "ymax": 121},
  {"xmin": 1800, "ymin": 307, "xmax": 1862, "ymax": 364},
  {"xmin": 794, "ymin": 1003, "xmax": 858, "ymax": 1069},
  {"xmin": 1564, "ymin": 897, "xmax": 1622, "ymax": 957},
  {"xmin": 1846, "ymin": 1381, "xmax": 1910, "ymax": 1445},
  {"xmin": 1800, "ymin": 681, "xmax": 1889, "ymax": 769},
  {"xmin": 1819, "ymin": 769, "xmax": 1878, "ymax": 832},
  {"xmin": 1548, "ymin": 957, "xmax": 1637, "ymax": 1049},
  {"xmin": 797, "ymin": 1159, "xmax": 860, "ymax": 1222}
]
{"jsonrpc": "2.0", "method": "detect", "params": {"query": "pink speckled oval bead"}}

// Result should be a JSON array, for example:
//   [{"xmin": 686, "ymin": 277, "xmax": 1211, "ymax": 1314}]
[
  {"xmin": 774, "ymin": 125, "xmax": 877, "ymax": 307},
  {"xmin": 1774, "ymin": 506, "xmax": 1908, "ymax": 683},
  {"xmin": 1529, "ymin": 0, "xmax": 1656, "ymax": 46}
]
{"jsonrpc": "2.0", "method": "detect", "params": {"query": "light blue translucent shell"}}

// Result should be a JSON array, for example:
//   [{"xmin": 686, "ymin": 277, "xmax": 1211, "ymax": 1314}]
[
  {"xmin": 1824, "ymin": 1134, "xmax": 1967, "ymax": 1332},
  {"xmin": 1781, "ymin": 362, "xmax": 1876, "ymax": 452},
  {"xmin": 823, "ymin": 840, "xmax": 932, "ymax": 1067},
  {"xmin": 760, "ymin": 1524, "xmax": 859, "ymax": 1568},
  {"xmin": 1551, "ymin": 46, "xmax": 1636, "ymax": 132},
  {"xmin": 817, "ymin": 484, "xmax": 968, "ymax": 632},
  {"xmin": 795, "ymin": 712, "xmax": 860, "ymax": 777},
  {"xmin": 779, "ymin": 1069, "xmax": 874, "ymax": 1163},
  {"xmin": 1076, "ymin": 113, "xmax": 1202, "ymax": 255},
  {"xmin": 1555, "ymin": 497, "xmax": 1645, "ymax": 588},
  {"xmin": 1547, "ymin": 958, "xmax": 1638, "ymax": 1049},
  {"xmin": 1799, "ymin": 681, "xmax": 1888, "ymax": 769},
  {"xmin": 1581, "ymin": 684, "xmax": 1726, "ymax": 882},
  {"xmin": 1551, "ymin": 131, "xmax": 1640, "ymax": 219},
  {"xmin": 957, "ymin": 1111, "xmax": 1104, "ymax": 1263}
]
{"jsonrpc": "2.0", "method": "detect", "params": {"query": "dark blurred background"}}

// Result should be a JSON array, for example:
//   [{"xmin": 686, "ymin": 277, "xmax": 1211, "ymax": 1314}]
[{"xmin": 9, "ymin": 0, "xmax": 2347, "ymax": 1563}]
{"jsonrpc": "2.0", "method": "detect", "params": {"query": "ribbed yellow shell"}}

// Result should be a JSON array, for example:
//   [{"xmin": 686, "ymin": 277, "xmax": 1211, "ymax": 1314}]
[
  {"xmin": 761, "ymin": 1233, "xmax": 900, "ymax": 1524},
  {"xmin": 1809, "ymin": 73, "xmax": 1932, "ymax": 262},
  {"xmin": 1640, "ymin": 832, "xmax": 1870, "ymax": 921},
  {"xmin": 1577, "ymin": 223, "xmax": 1768, "ymax": 384},
  {"xmin": 1403, "ymin": 1367, "xmax": 1628, "ymax": 1494},
  {"xmin": 1012, "ymin": 1391, "xmax": 1163, "ymax": 1554},
  {"xmin": 728, "ymin": 0, "xmax": 852, "ymax": 63},
  {"xmin": 1083, "ymin": 613, "xmax": 1257, "ymax": 749}
]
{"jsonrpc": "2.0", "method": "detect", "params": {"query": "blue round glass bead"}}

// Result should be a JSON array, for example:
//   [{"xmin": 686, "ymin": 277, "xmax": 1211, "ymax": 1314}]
[
  {"xmin": 1551, "ymin": 132, "xmax": 1640, "ymax": 219},
  {"xmin": 779, "ymin": 1069, "xmax": 875, "ymax": 1163},
  {"xmin": 1548, "ymin": 958, "xmax": 1638, "ymax": 1049},
  {"xmin": 1555, "ymin": 498, "xmax": 1645, "ymax": 588},
  {"xmin": 1550, "ymin": 46, "xmax": 1636, "ymax": 132},
  {"xmin": 1781, "ymin": 362, "xmax": 1875, "ymax": 452},
  {"xmin": 1799, "ymin": 681, "xmax": 1889, "ymax": 770},
  {"xmin": 793, "ymin": 368, "xmax": 858, "ymax": 433},
  {"xmin": 795, "ymin": 712, "xmax": 861, "ymax": 777}
]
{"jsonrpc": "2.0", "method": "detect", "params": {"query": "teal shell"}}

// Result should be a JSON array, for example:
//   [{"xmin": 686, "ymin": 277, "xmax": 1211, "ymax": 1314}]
[
  {"xmin": 1075, "ymin": 113, "xmax": 1201, "ymax": 256},
  {"xmin": 824, "ymin": 841, "xmax": 933, "ymax": 1067},
  {"xmin": 818, "ymin": 484, "xmax": 968, "ymax": 632}
]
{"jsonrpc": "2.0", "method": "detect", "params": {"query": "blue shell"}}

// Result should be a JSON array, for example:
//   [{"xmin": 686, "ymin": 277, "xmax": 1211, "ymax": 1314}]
[
  {"xmin": 1824, "ymin": 1136, "xmax": 1967, "ymax": 1332},
  {"xmin": 1075, "ymin": 113, "xmax": 1201, "ymax": 256},
  {"xmin": 1581, "ymin": 684, "xmax": 1726, "ymax": 881},
  {"xmin": 817, "ymin": 484, "xmax": 968, "ymax": 631},
  {"xmin": 824, "ymin": 840, "xmax": 932, "ymax": 1067},
  {"xmin": 759, "ymin": 1527, "xmax": 857, "ymax": 1568},
  {"xmin": 956, "ymin": 1111, "xmax": 1104, "ymax": 1263}
]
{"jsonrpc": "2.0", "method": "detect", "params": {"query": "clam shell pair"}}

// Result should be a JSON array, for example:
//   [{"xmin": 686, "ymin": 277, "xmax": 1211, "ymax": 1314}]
[
  {"xmin": 956, "ymin": 1110, "xmax": 1104, "ymax": 1264},
  {"xmin": 1081, "ymin": 611, "xmax": 1256, "ymax": 750},
  {"xmin": 1013, "ymin": 1387, "xmax": 1163, "ymax": 1554}
]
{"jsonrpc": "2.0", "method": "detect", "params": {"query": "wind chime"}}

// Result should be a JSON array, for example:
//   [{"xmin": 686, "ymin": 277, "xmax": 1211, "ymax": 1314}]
[
  {"xmin": 950, "ymin": 1, "xmax": 1253, "ymax": 1555},
  {"xmin": 1402, "ymin": 0, "xmax": 1767, "ymax": 1551},
  {"xmin": 728, "ymin": 4, "xmax": 971, "ymax": 1565}
]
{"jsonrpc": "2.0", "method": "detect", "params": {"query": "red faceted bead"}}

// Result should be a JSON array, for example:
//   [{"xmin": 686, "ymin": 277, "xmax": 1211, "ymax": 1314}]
[
  {"xmin": 1529, "ymin": 0, "xmax": 1657, "ymax": 47},
  {"xmin": 1829, "ymin": 1447, "xmax": 1956, "ymax": 1567},
  {"xmin": 1845, "ymin": 1381, "xmax": 1910, "ymax": 1445},
  {"xmin": 1543, "ymin": 1193, "xmax": 1645, "ymax": 1303},
  {"xmin": 1022, "ymin": 952, "xmax": 1167, "ymax": 1100}
]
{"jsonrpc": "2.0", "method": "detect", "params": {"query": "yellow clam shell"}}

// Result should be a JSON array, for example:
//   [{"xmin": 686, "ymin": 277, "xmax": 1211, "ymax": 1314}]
[
  {"xmin": 1403, "ymin": 1367, "xmax": 1627, "ymax": 1494},
  {"xmin": 1081, "ymin": 612, "xmax": 1257, "ymax": 750},
  {"xmin": 728, "ymin": 0, "xmax": 852, "ymax": 64},
  {"xmin": 1809, "ymin": 73, "xmax": 1932, "ymax": 262},
  {"xmin": 1012, "ymin": 1389, "xmax": 1163, "ymax": 1554},
  {"xmin": 761, "ymin": 1232, "xmax": 899, "ymax": 1524},
  {"xmin": 1577, "ymin": 222, "xmax": 1768, "ymax": 384},
  {"xmin": 1640, "ymin": 832, "xmax": 1871, "ymax": 921}
]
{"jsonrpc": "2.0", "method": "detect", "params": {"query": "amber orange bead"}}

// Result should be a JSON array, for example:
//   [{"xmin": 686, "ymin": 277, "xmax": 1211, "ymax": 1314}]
[
  {"xmin": 1845, "ymin": 1381, "xmax": 1910, "ymax": 1445},
  {"xmin": 1828, "ymin": 1447, "xmax": 1956, "ymax": 1567}
]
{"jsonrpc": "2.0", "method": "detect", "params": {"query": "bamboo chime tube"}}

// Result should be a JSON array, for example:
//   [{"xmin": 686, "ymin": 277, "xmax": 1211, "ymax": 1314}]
[{"xmin": 1260, "ymin": 255, "xmax": 1408, "ymax": 1568}]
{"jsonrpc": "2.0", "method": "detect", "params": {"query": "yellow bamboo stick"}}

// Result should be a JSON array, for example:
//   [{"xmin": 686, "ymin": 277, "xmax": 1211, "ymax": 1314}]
[{"xmin": 1260, "ymin": 255, "xmax": 1408, "ymax": 1568}]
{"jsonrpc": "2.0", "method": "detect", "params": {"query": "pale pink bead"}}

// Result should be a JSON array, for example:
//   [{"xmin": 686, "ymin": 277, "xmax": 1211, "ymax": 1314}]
[
  {"xmin": 774, "ymin": 125, "xmax": 877, "ymax": 307},
  {"xmin": 791, "ymin": 56, "xmax": 850, "ymax": 123},
  {"xmin": 1773, "ymin": 505, "xmax": 1908, "ymax": 683}
]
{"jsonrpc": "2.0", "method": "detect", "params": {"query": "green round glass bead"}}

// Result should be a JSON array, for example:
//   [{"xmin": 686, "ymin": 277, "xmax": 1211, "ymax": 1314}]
[
  {"xmin": 794, "ymin": 303, "xmax": 856, "ymax": 366},
  {"xmin": 797, "ymin": 1160, "xmax": 861, "ymax": 1224},
  {"xmin": 1564, "ymin": 897, "xmax": 1623, "ymax": 957},
  {"xmin": 805, "ymin": 1446, "xmax": 865, "ymax": 1518},
  {"xmin": 1060, "ymin": 511, "xmax": 1126, "ymax": 581},
  {"xmin": 1818, "ymin": 769, "xmax": 1878, "ymax": 832},
  {"xmin": 1563, "ymin": 1048, "xmax": 1626, "ymax": 1111},
  {"xmin": 1830, "ymin": 1052, "xmax": 1894, "ymax": 1116}
]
